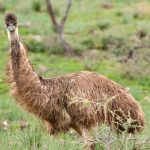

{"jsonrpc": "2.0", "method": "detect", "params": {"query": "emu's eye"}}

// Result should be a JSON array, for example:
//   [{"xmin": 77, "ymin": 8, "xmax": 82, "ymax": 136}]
[{"xmin": 6, "ymin": 23, "xmax": 9, "ymax": 26}]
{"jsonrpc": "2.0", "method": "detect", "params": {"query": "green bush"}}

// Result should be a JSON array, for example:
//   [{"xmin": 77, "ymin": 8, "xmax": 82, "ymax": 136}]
[
  {"xmin": 32, "ymin": 1, "xmax": 41, "ymax": 12},
  {"xmin": 98, "ymin": 21, "xmax": 111, "ymax": 30},
  {"xmin": 101, "ymin": 34, "xmax": 126, "ymax": 51},
  {"xmin": 0, "ymin": 2, "xmax": 6, "ymax": 12},
  {"xmin": 25, "ymin": 40, "xmax": 47, "ymax": 53}
]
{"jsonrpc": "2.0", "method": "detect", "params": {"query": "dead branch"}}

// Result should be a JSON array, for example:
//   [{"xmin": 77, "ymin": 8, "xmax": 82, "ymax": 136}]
[
  {"xmin": 45, "ymin": 0, "xmax": 74, "ymax": 53},
  {"xmin": 61, "ymin": 0, "xmax": 72, "ymax": 30},
  {"xmin": 45, "ymin": 0, "xmax": 58, "ymax": 27}
]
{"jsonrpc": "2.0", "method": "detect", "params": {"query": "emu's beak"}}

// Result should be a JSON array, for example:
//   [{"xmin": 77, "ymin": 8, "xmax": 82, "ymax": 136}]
[{"xmin": 7, "ymin": 24, "xmax": 16, "ymax": 32}]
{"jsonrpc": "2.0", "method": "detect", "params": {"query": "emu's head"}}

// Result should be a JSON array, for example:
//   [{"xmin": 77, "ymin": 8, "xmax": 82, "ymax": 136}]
[
  {"xmin": 5, "ymin": 13, "xmax": 19, "ymax": 43},
  {"xmin": 5, "ymin": 13, "xmax": 17, "ymax": 32}
]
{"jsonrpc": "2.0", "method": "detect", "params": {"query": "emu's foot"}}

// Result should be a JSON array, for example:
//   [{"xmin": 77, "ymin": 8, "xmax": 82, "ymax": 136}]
[{"xmin": 84, "ymin": 142, "xmax": 95, "ymax": 150}]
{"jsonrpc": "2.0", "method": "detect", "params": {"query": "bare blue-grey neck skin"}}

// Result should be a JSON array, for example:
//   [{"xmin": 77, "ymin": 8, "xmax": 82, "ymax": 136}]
[{"xmin": 5, "ymin": 13, "xmax": 19, "ymax": 43}]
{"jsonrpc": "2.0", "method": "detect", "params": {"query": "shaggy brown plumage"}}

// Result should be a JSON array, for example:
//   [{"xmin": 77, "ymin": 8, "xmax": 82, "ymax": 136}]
[{"xmin": 5, "ymin": 13, "xmax": 145, "ymax": 150}]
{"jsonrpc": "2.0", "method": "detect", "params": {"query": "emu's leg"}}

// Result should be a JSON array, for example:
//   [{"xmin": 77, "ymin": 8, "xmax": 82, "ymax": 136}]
[
  {"xmin": 72, "ymin": 125, "xmax": 95, "ymax": 150},
  {"xmin": 43, "ymin": 120, "xmax": 54, "ymax": 134},
  {"xmin": 81, "ymin": 129, "xmax": 95, "ymax": 150}
]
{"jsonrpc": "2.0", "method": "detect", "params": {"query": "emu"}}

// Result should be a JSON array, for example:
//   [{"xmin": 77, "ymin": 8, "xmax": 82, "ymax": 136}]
[{"xmin": 5, "ymin": 13, "xmax": 145, "ymax": 149}]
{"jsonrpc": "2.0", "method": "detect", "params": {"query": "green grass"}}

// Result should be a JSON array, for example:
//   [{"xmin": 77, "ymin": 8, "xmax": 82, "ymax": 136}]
[{"xmin": 0, "ymin": 0, "xmax": 150, "ymax": 149}]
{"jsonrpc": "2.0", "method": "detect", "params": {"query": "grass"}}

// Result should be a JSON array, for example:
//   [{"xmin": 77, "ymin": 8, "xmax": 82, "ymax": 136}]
[{"xmin": 0, "ymin": 0, "xmax": 150, "ymax": 149}]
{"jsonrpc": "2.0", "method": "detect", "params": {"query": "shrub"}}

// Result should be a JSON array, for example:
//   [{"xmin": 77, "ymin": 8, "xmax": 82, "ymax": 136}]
[
  {"xmin": 32, "ymin": 1, "xmax": 41, "ymax": 12},
  {"xmin": 25, "ymin": 40, "xmax": 47, "ymax": 53},
  {"xmin": 98, "ymin": 21, "xmax": 111, "ymax": 30}
]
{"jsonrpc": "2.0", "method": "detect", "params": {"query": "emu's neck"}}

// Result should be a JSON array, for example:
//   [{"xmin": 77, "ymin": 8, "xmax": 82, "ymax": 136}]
[
  {"xmin": 7, "ymin": 28, "xmax": 48, "ymax": 117},
  {"xmin": 10, "ymin": 41, "xmax": 39, "ymax": 88},
  {"xmin": 8, "ymin": 28, "xmax": 39, "ymax": 87}
]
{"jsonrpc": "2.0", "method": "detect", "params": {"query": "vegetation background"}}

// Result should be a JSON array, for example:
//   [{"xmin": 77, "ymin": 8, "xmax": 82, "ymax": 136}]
[{"xmin": 0, "ymin": 0, "xmax": 150, "ymax": 149}]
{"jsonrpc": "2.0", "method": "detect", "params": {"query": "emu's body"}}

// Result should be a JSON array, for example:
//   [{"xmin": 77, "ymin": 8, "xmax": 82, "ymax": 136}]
[{"xmin": 5, "ymin": 13, "xmax": 145, "ymax": 149}]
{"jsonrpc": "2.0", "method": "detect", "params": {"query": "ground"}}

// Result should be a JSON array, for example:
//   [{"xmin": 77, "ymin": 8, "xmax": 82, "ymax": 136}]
[{"xmin": 0, "ymin": 0, "xmax": 150, "ymax": 149}]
